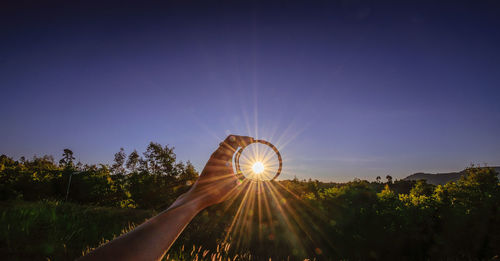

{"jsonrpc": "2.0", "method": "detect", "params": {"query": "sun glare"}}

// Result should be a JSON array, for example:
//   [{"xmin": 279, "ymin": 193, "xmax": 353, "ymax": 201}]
[{"xmin": 252, "ymin": 162, "xmax": 265, "ymax": 174}]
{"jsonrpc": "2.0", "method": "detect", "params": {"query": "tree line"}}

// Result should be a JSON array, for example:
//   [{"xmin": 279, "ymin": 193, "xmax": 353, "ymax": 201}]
[
  {"xmin": 1, "ymin": 144, "xmax": 499, "ymax": 259},
  {"xmin": 0, "ymin": 142, "xmax": 198, "ymax": 209}
]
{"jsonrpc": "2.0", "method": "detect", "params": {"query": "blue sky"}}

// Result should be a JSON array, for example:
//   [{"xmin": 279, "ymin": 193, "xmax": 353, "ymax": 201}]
[{"xmin": 1, "ymin": 0, "xmax": 500, "ymax": 181}]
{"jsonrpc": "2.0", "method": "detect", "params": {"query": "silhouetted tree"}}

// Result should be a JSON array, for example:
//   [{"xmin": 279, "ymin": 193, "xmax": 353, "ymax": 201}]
[
  {"xmin": 111, "ymin": 148, "xmax": 127, "ymax": 174},
  {"xmin": 386, "ymin": 175, "xmax": 393, "ymax": 184},
  {"xmin": 179, "ymin": 161, "xmax": 198, "ymax": 184},
  {"xmin": 142, "ymin": 142, "xmax": 176, "ymax": 176},
  {"xmin": 126, "ymin": 150, "xmax": 140, "ymax": 172},
  {"xmin": 59, "ymin": 149, "xmax": 76, "ymax": 201},
  {"xmin": 59, "ymin": 149, "xmax": 75, "ymax": 169}
]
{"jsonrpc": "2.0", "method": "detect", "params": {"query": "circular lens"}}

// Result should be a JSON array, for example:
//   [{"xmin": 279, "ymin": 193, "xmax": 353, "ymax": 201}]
[{"xmin": 235, "ymin": 140, "xmax": 282, "ymax": 181}]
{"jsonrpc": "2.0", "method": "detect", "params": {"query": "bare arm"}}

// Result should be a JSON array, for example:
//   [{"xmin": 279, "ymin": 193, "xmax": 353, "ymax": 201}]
[{"xmin": 79, "ymin": 135, "xmax": 253, "ymax": 261}]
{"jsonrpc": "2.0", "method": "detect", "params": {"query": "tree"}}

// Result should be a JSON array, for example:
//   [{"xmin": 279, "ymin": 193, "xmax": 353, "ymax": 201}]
[
  {"xmin": 59, "ymin": 149, "xmax": 75, "ymax": 169},
  {"xmin": 111, "ymin": 148, "xmax": 127, "ymax": 174},
  {"xmin": 142, "ymin": 142, "xmax": 176, "ymax": 176},
  {"xmin": 178, "ymin": 161, "xmax": 198, "ymax": 185},
  {"xmin": 59, "ymin": 149, "xmax": 76, "ymax": 202},
  {"xmin": 377, "ymin": 184, "xmax": 396, "ymax": 200},
  {"xmin": 444, "ymin": 166, "xmax": 499, "ymax": 205},
  {"xmin": 0, "ymin": 155, "xmax": 17, "ymax": 171},
  {"xmin": 126, "ymin": 150, "xmax": 140, "ymax": 172},
  {"xmin": 23, "ymin": 155, "xmax": 59, "ymax": 170},
  {"xmin": 410, "ymin": 180, "xmax": 434, "ymax": 197},
  {"xmin": 386, "ymin": 175, "xmax": 393, "ymax": 184},
  {"xmin": 436, "ymin": 167, "xmax": 500, "ymax": 258},
  {"xmin": 376, "ymin": 176, "xmax": 381, "ymax": 183}
]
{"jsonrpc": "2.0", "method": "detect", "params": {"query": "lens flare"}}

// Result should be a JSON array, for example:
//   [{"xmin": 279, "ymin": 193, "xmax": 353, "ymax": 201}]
[{"xmin": 252, "ymin": 162, "xmax": 265, "ymax": 174}]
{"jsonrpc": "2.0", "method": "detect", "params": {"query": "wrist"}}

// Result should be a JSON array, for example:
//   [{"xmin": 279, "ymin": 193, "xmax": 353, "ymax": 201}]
[{"xmin": 170, "ymin": 189, "xmax": 209, "ymax": 213}]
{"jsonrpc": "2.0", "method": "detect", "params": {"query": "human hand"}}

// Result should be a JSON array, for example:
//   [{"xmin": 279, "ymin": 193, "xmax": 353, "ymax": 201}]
[
  {"xmin": 80, "ymin": 135, "xmax": 255, "ymax": 261},
  {"xmin": 175, "ymin": 135, "xmax": 254, "ymax": 210}
]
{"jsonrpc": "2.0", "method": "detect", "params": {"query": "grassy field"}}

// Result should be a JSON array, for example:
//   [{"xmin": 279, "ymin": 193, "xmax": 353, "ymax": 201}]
[
  {"xmin": 0, "ymin": 200, "xmax": 154, "ymax": 260},
  {"xmin": 0, "ymin": 201, "xmax": 252, "ymax": 261},
  {"xmin": 1, "ymin": 166, "xmax": 499, "ymax": 260}
]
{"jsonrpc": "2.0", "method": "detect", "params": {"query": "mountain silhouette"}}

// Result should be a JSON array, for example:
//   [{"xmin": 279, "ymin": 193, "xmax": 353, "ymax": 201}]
[{"xmin": 404, "ymin": 166, "xmax": 500, "ymax": 185}]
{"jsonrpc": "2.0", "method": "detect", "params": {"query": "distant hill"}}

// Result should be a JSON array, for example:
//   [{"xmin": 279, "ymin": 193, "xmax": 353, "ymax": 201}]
[{"xmin": 404, "ymin": 167, "xmax": 500, "ymax": 185}]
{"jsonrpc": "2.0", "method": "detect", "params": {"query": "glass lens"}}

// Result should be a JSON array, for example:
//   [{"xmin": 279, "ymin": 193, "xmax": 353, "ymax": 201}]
[{"xmin": 237, "ymin": 143, "xmax": 279, "ymax": 181}]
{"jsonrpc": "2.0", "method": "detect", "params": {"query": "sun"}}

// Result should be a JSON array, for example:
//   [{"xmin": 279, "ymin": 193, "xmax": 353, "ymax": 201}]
[{"xmin": 252, "ymin": 162, "xmax": 265, "ymax": 174}]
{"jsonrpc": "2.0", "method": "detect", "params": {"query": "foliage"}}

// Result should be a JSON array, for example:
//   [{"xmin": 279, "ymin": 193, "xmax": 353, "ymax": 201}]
[
  {"xmin": 0, "ymin": 143, "xmax": 198, "ymax": 210},
  {"xmin": 0, "ymin": 147, "xmax": 499, "ymax": 260}
]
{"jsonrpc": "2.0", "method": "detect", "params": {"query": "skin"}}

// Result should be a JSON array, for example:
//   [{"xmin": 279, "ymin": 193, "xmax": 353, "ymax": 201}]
[{"xmin": 79, "ymin": 135, "xmax": 254, "ymax": 261}]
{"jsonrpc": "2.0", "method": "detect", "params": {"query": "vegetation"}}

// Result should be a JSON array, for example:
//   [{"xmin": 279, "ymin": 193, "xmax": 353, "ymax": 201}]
[{"xmin": 1, "ymin": 144, "xmax": 499, "ymax": 260}]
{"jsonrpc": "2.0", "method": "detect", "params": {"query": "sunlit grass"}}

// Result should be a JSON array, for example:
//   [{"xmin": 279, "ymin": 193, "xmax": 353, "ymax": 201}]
[{"xmin": 218, "ymin": 177, "xmax": 325, "ymax": 259}]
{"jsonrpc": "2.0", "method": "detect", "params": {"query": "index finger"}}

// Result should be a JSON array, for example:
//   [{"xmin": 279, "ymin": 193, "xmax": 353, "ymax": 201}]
[
  {"xmin": 221, "ymin": 135, "xmax": 255, "ymax": 150},
  {"xmin": 210, "ymin": 135, "xmax": 255, "ymax": 161}
]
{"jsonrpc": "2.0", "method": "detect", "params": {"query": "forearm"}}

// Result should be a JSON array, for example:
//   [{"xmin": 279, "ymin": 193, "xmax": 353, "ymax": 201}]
[
  {"xmin": 80, "ymin": 135, "xmax": 248, "ymax": 261},
  {"xmin": 80, "ymin": 192, "xmax": 206, "ymax": 261}
]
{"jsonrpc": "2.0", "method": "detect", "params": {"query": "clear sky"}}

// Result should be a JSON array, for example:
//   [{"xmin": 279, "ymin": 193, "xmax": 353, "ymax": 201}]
[{"xmin": 1, "ymin": 0, "xmax": 500, "ymax": 181}]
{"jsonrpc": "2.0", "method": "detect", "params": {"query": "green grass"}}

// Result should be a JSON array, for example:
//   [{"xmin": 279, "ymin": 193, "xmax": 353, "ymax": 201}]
[
  {"xmin": 0, "ymin": 201, "xmax": 252, "ymax": 261},
  {"xmin": 0, "ymin": 200, "xmax": 154, "ymax": 260}
]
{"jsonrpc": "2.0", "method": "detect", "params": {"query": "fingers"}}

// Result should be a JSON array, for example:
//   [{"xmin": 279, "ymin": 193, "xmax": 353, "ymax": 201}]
[
  {"xmin": 222, "ymin": 135, "xmax": 254, "ymax": 149},
  {"xmin": 210, "ymin": 135, "xmax": 254, "ymax": 162}
]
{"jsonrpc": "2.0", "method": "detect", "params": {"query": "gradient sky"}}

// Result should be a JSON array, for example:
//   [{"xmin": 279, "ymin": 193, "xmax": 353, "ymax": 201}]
[{"xmin": 1, "ymin": 0, "xmax": 500, "ymax": 181}]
